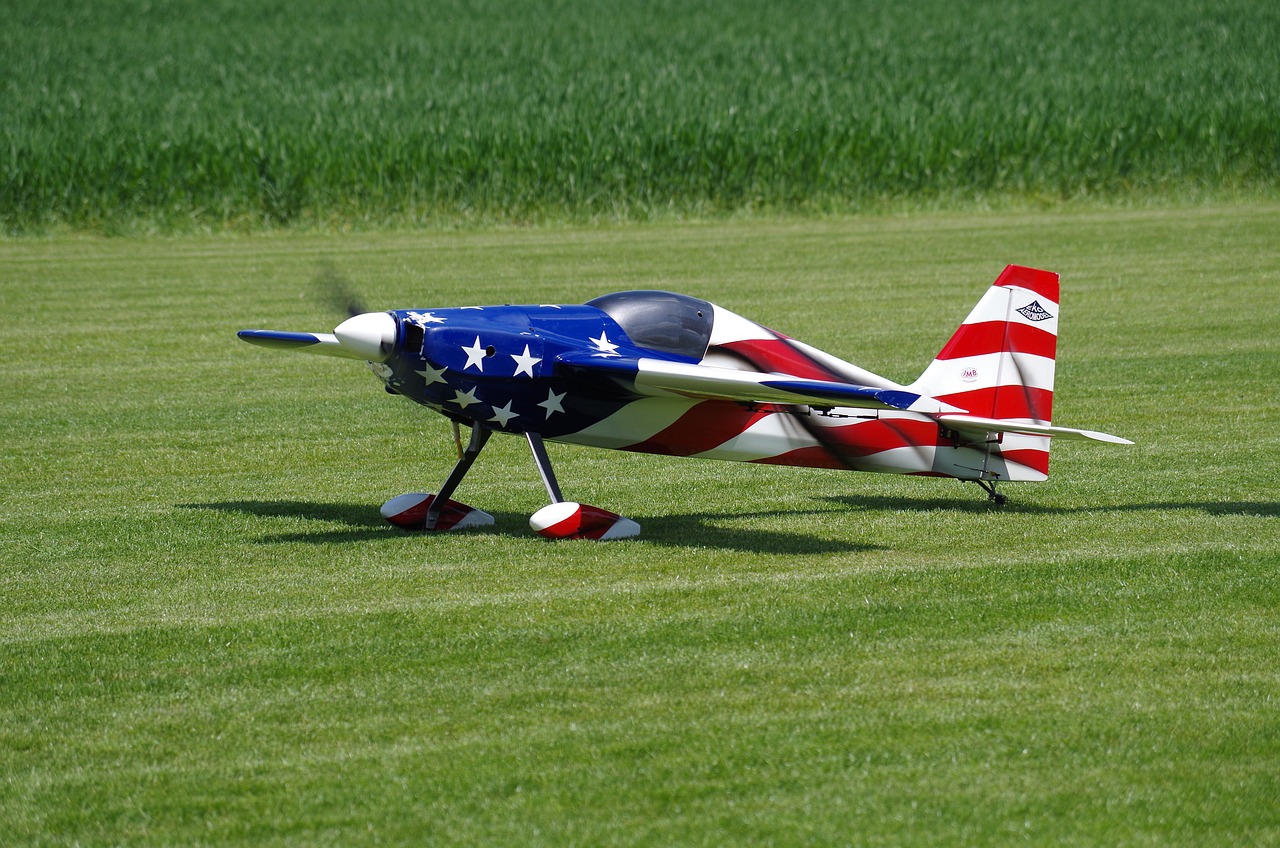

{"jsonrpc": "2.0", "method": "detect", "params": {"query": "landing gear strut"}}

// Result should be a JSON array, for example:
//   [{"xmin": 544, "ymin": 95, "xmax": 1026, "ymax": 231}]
[
  {"xmin": 524, "ymin": 430, "xmax": 640, "ymax": 540},
  {"xmin": 525, "ymin": 432, "xmax": 564, "ymax": 503},
  {"xmin": 380, "ymin": 423, "xmax": 497, "ymax": 531},
  {"xmin": 380, "ymin": 423, "xmax": 640, "ymax": 539},
  {"xmin": 424, "ymin": 424, "xmax": 492, "ymax": 529},
  {"xmin": 974, "ymin": 479, "xmax": 1007, "ymax": 506}
]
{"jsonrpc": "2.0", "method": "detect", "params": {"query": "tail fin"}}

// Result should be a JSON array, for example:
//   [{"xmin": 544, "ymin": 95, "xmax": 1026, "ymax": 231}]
[
  {"xmin": 910, "ymin": 265, "xmax": 1060, "ymax": 422},
  {"xmin": 909, "ymin": 265, "xmax": 1061, "ymax": 480}
]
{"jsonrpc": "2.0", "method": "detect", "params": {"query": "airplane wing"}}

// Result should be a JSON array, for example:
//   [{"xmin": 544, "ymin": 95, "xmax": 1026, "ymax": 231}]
[
  {"xmin": 555, "ymin": 354, "xmax": 967, "ymax": 414},
  {"xmin": 937, "ymin": 414, "xmax": 1133, "ymax": 444}
]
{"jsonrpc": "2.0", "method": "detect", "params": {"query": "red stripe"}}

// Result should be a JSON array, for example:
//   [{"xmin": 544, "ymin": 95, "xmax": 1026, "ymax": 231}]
[
  {"xmin": 757, "ymin": 417, "xmax": 946, "ymax": 468},
  {"xmin": 388, "ymin": 495, "xmax": 475, "ymax": 531},
  {"xmin": 936, "ymin": 322, "xmax": 1057, "ymax": 360},
  {"xmin": 993, "ymin": 265, "xmax": 1059, "ymax": 301},
  {"xmin": 544, "ymin": 504, "xmax": 622, "ymax": 540},
  {"xmin": 1000, "ymin": 448, "xmax": 1050, "ymax": 476},
  {"xmin": 753, "ymin": 445, "xmax": 848, "ymax": 469},
  {"xmin": 623, "ymin": 401, "xmax": 770, "ymax": 457},
  {"xmin": 822, "ymin": 417, "xmax": 944, "ymax": 457},
  {"xmin": 937, "ymin": 386, "xmax": 1054, "ymax": 421},
  {"xmin": 742, "ymin": 416, "xmax": 1052, "ymax": 478},
  {"xmin": 715, "ymin": 338, "xmax": 842, "ymax": 381}
]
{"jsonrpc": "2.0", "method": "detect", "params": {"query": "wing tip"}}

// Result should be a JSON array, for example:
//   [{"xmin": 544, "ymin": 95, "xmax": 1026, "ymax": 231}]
[{"xmin": 1077, "ymin": 429, "xmax": 1135, "ymax": 445}]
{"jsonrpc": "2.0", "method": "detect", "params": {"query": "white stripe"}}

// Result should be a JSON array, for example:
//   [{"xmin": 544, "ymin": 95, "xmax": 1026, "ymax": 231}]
[
  {"xmin": 786, "ymin": 339, "xmax": 905, "ymax": 389},
  {"xmin": 708, "ymin": 304, "xmax": 776, "ymax": 344},
  {"xmin": 691, "ymin": 413, "xmax": 816, "ymax": 462},
  {"xmin": 914, "ymin": 351, "xmax": 1057, "ymax": 395},
  {"xmin": 560, "ymin": 398, "xmax": 697, "ymax": 449},
  {"xmin": 846, "ymin": 445, "xmax": 938, "ymax": 474},
  {"xmin": 962, "ymin": 286, "xmax": 1059, "ymax": 336}
]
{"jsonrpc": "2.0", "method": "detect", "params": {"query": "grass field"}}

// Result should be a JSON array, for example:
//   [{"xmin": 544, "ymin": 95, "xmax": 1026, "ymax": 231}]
[
  {"xmin": 2, "ymin": 204, "xmax": 1278, "ymax": 845},
  {"xmin": 4, "ymin": 0, "xmax": 1279, "ymax": 231}
]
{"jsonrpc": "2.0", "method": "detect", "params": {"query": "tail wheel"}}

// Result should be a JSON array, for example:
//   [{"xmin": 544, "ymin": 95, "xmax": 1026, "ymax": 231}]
[{"xmin": 974, "ymin": 479, "xmax": 1007, "ymax": 506}]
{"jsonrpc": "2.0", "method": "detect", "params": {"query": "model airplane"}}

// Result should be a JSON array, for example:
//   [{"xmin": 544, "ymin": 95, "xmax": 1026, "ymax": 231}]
[{"xmin": 239, "ymin": 265, "xmax": 1130, "ymax": 540}]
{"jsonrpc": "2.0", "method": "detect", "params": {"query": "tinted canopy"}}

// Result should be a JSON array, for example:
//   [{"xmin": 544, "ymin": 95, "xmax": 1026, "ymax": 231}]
[{"xmin": 585, "ymin": 290, "xmax": 714, "ymax": 360}]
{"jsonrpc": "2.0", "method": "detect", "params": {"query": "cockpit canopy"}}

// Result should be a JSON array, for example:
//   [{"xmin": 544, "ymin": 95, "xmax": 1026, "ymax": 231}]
[{"xmin": 585, "ymin": 290, "xmax": 714, "ymax": 360}]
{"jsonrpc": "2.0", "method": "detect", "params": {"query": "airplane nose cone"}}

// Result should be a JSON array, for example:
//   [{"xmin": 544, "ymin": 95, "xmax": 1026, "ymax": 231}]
[{"xmin": 334, "ymin": 312, "xmax": 397, "ymax": 362}]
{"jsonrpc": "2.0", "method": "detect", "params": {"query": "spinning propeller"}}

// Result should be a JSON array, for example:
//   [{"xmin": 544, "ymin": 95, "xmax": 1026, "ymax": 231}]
[{"xmin": 239, "ymin": 265, "xmax": 397, "ymax": 360}]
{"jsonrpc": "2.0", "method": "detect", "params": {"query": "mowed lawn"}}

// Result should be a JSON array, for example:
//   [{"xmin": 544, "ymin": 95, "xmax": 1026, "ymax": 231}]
[{"xmin": 2, "ymin": 205, "xmax": 1278, "ymax": 845}]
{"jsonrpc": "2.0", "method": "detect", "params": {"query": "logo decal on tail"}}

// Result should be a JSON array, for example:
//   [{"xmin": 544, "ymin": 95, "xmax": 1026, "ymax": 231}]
[{"xmin": 1016, "ymin": 301, "xmax": 1054, "ymax": 322}]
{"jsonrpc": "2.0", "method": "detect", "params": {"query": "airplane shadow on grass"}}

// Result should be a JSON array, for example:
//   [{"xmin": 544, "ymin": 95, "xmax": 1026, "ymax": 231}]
[
  {"xmin": 185, "ymin": 495, "xmax": 1275, "ymax": 554},
  {"xmin": 182, "ymin": 500, "xmax": 884, "ymax": 555},
  {"xmin": 823, "ymin": 494, "xmax": 1280, "ymax": 518}
]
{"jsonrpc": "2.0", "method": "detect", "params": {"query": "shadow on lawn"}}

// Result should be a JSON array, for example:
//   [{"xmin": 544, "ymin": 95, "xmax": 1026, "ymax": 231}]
[
  {"xmin": 823, "ymin": 494, "xmax": 1280, "ymax": 518},
  {"xmin": 182, "ymin": 500, "xmax": 882, "ymax": 554},
  {"xmin": 184, "ymin": 496, "xmax": 1273, "ymax": 552},
  {"xmin": 183, "ymin": 500, "xmax": 389, "ymax": 543}
]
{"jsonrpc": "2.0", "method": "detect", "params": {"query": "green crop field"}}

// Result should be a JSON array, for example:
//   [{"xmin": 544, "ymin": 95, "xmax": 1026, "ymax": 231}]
[
  {"xmin": 2, "ymin": 205, "xmax": 1278, "ymax": 845},
  {"xmin": 4, "ymin": 0, "xmax": 1279, "ymax": 232}
]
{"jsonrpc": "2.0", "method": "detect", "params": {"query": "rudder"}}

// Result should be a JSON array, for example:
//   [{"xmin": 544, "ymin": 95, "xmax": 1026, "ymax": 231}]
[
  {"xmin": 909, "ymin": 265, "xmax": 1059, "ymax": 423},
  {"xmin": 908, "ymin": 266, "xmax": 1061, "ymax": 480}
]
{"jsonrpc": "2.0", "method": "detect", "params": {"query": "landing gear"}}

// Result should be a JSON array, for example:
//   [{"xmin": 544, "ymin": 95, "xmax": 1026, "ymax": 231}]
[
  {"xmin": 380, "ymin": 423, "xmax": 496, "ymax": 531},
  {"xmin": 974, "ymin": 479, "xmax": 1007, "ymax": 506},
  {"xmin": 523, "ymin": 431, "xmax": 639, "ymax": 540},
  {"xmin": 525, "ymin": 432, "xmax": 564, "ymax": 503},
  {"xmin": 381, "ymin": 424, "xmax": 639, "ymax": 539},
  {"xmin": 424, "ymin": 424, "xmax": 493, "ymax": 529}
]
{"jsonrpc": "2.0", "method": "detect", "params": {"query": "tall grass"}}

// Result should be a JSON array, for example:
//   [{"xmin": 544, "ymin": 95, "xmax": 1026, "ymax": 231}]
[{"xmin": 3, "ymin": 0, "xmax": 1278, "ymax": 231}]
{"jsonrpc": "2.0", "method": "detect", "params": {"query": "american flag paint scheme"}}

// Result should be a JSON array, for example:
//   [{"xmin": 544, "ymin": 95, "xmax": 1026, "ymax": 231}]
[{"xmin": 239, "ymin": 265, "xmax": 1130, "ymax": 539}]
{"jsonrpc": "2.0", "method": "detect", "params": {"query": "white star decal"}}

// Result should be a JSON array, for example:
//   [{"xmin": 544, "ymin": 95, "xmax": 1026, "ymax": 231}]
[
  {"xmin": 538, "ymin": 389, "xmax": 567, "ymax": 418},
  {"xmin": 461, "ymin": 336, "xmax": 488, "ymax": 371},
  {"xmin": 487, "ymin": 400, "xmax": 519, "ymax": 427},
  {"xmin": 510, "ymin": 344, "xmax": 542, "ymax": 377},
  {"xmin": 450, "ymin": 387, "xmax": 480, "ymax": 409},
  {"xmin": 415, "ymin": 362, "xmax": 448, "ymax": 386},
  {"xmin": 589, "ymin": 331, "xmax": 619, "ymax": 355},
  {"xmin": 407, "ymin": 311, "xmax": 446, "ymax": 326}
]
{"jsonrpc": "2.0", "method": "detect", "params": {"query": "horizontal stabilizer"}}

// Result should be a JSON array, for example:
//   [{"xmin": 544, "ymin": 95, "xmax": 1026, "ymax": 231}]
[
  {"xmin": 238, "ymin": 330, "xmax": 369, "ymax": 359},
  {"xmin": 938, "ymin": 414, "xmax": 1133, "ymax": 444},
  {"xmin": 558, "ymin": 354, "xmax": 967, "ymax": 414}
]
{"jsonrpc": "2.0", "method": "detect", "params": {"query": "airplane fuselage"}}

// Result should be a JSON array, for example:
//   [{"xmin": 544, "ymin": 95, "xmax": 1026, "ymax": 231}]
[{"xmin": 370, "ymin": 297, "xmax": 1033, "ymax": 482}]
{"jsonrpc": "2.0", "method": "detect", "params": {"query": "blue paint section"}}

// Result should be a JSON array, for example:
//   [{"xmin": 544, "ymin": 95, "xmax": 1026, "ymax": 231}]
[
  {"xmin": 383, "ymin": 305, "xmax": 654, "ymax": 438},
  {"xmin": 758, "ymin": 378, "xmax": 903, "ymax": 407},
  {"xmin": 553, "ymin": 353, "xmax": 644, "ymax": 374},
  {"xmin": 875, "ymin": 389, "xmax": 927, "ymax": 411},
  {"xmin": 757, "ymin": 381, "xmax": 928, "ymax": 411}
]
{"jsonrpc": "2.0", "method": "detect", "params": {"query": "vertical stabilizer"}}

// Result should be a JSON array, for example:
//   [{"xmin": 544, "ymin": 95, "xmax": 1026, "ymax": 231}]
[{"xmin": 909, "ymin": 265, "xmax": 1060, "ymax": 478}]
